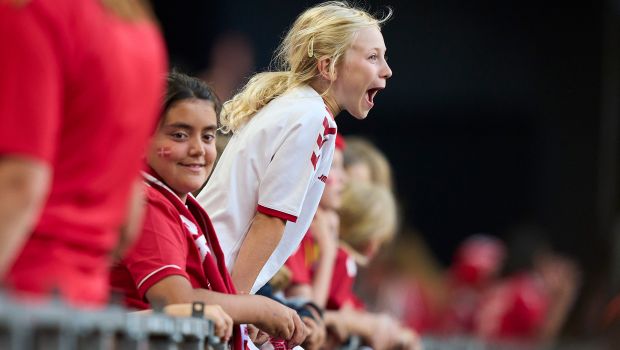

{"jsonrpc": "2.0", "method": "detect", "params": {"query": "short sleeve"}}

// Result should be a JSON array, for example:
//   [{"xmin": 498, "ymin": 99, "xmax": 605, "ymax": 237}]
[
  {"xmin": 122, "ymin": 192, "xmax": 191, "ymax": 299},
  {"xmin": 0, "ymin": 4, "xmax": 62, "ymax": 162},
  {"xmin": 257, "ymin": 113, "xmax": 327, "ymax": 222}
]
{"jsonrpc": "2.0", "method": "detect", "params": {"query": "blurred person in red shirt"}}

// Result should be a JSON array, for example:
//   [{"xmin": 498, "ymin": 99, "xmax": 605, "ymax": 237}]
[
  {"xmin": 440, "ymin": 234, "xmax": 507, "ymax": 334},
  {"xmin": 474, "ymin": 227, "xmax": 580, "ymax": 344},
  {"xmin": 0, "ymin": 0, "xmax": 166, "ymax": 307}
]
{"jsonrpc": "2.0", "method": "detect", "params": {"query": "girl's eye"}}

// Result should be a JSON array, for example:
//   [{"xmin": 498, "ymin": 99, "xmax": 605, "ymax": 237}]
[
  {"xmin": 369, "ymin": 54, "xmax": 378, "ymax": 62},
  {"xmin": 203, "ymin": 134, "xmax": 216, "ymax": 142},
  {"xmin": 171, "ymin": 132, "xmax": 187, "ymax": 140}
]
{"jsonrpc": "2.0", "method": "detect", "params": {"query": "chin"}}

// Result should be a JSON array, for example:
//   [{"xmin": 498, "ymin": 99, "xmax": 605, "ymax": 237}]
[{"xmin": 351, "ymin": 110, "xmax": 369, "ymax": 120}]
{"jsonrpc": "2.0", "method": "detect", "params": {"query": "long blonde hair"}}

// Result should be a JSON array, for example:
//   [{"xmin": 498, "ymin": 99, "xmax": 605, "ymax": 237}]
[{"xmin": 220, "ymin": 1, "xmax": 391, "ymax": 133}]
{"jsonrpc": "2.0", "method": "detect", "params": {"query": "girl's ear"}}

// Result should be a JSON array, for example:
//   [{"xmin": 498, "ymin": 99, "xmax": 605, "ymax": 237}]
[{"xmin": 316, "ymin": 57, "xmax": 337, "ymax": 81}]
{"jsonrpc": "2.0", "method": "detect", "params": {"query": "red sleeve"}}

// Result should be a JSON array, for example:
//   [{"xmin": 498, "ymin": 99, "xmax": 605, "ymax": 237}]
[
  {"xmin": 122, "ymin": 190, "xmax": 191, "ymax": 299},
  {"xmin": 257, "ymin": 204, "xmax": 298, "ymax": 222},
  {"xmin": 0, "ymin": 4, "xmax": 62, "ymax": 162}
]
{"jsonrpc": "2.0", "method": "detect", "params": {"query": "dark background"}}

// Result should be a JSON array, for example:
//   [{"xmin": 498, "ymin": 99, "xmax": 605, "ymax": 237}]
[{"xmin": 151, "ymin": 0, "xmax": 620, "ymax": 335}]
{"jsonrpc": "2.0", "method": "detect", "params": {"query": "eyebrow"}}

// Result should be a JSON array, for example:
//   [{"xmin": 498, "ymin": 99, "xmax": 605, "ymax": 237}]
[
  {"xmin": 351, "ymin": 44, "xmax": 386, "ymax": 53},
  {"xmin": 165, "ymin": 122, "xmax": 218, "ymax": 132}
]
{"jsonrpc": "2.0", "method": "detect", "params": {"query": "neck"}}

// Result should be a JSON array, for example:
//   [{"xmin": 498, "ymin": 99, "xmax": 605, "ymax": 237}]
[
  {"xmin": 309, "ymin": 80, "xmax": 341, "ymax": 117},
  {"xmin": 322, "ymin": 94, "xmax": 341, "ymax": 118},
  {"xmin": 175, "ymin": 191, "xmax": 188, "ymax": 203}
]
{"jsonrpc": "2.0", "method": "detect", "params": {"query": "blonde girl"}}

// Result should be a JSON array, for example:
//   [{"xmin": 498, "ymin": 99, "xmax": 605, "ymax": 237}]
[{"xmin": 198, "ymin": 1, "xmax": 393, "ymax": 294}]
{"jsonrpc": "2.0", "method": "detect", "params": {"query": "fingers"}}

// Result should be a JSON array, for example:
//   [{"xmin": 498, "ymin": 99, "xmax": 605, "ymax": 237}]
[
  {"xmin": 221, "ymin": 308, "xmax": 234, "ymax": 342},
  {"xmin": 203, "ymin": 305, "xmax": 232, "ymax": 341},
  {"xmin": 302, "ymin": 316, "xmax": 326, "ymax": 350},
  {"xmin": 161, "ymin": 304, "xmax": 233, "ymax": 342},
  {"xmin": 247, "ymin": 324, "xmax": 260, "ymax": 342},
  {"xmin": 287, "ymin": 312, "xmax": 307, "ymax": 348},
  {"xmin": 255, "ymin": 329, "xmax": 270, "ymax": 346}
]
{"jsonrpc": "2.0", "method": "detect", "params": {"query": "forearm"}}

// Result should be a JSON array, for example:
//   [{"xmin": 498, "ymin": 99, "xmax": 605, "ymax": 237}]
[
  {"xmin": 146, "ymin": 276, "xmax": 263, "ymax": 324},
  {"xmin": 311, "ymin": 247, "xmax": 337, "ymax": 308},
  {"xmin": 232, "ymin": 212, "xmax": 286, "ymax": 293},
  {"xmin": 191, "ymin": 289, "xmax": 270, "ymax": 324},
  {"xmin": 342, "ymin": 311, "xmax": 375, "ymax": 340},
  {"xmin": 325, "ymin": 309, "xmax": 374, "ymax": 341},
  {"xmin": 0, "ymin": 159, "xmax": 50, "ymax": 278},
  {"xmin": 113, "ymin": 179, "xmax": 146, "ymax": 260}
]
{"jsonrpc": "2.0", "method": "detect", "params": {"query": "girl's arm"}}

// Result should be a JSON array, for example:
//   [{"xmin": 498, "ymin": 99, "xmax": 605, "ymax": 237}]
[
  {"xmin": 146, "ymin": 274, "xmax": 307, "ymax": 346},
  {"xmin": 133, "ymin": 303, "xmax": 234, "ymax": 341},
  {"xmin": 113, "ymin": 178, "xmax": 147, "ymax": 260},
  {"xmin": 0, "ymin": 159, "xmax": 50, "ymax": 278},
  {"xmin": 231, "ymin": 212, "xmax": 286, "ymax": 294},
  {"xmin": 309, "ymin": 208, "xmax": 339, "ymax": 307}
]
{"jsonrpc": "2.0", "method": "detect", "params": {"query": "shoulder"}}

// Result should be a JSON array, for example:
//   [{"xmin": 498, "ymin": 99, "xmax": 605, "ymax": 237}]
[
  {"xmin": 264, "ymin": 85, "xmax": 329, "ymax": 126},
  {"xmin": 143, "ymin": 185, "xmax": 179, "ymax": 222}
]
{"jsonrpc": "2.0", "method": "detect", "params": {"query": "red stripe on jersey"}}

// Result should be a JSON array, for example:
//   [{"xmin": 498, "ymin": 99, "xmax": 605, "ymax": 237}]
[
  {"xmin": 311, "ymin": 152, "xmax": 320, "ymax": 170},
  {"xmin": 325, "ymin": 127, "xmax": 337, "ymax": 135},
  {"xmin": 257, "ymin": 205, "xmax": 298, "ymax": 223},
  {"xmin": 316, "ymin": 134, "xmax": 324, "ymax": 148}
]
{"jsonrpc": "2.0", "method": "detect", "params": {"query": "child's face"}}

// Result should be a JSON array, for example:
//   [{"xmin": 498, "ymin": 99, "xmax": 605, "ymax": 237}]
[
  {"xmin": 331, "ymin": 26, "xmax": 392, "ymax": 119},
  {"xmin": 147, "ymin": 99, "xmax": 217, "ymax": 199},
  {"xmin": 320, "ymin": 149, "xmax": 346, "ymax": 210}
]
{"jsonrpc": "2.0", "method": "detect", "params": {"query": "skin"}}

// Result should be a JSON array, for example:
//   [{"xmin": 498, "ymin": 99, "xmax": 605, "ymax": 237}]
[
  {"xmin": 313, "ymin": 26, "xmax": 393, "ymax": 119},
  {"xmin": 231, "ymin": 212, "xmax": 286, "ymax": 294},
  {"xmin": 146, "ymin": 99, "xmax": 218, "ymax": 203},
  {"xmin": 145, "ymin": 99, "xmax": 306, "ymax": 346},
  {"xmin": 233, "ymin": 26, "xmax": 392, "ymax": 295},
  {"xmin": 0, "ymin": 158, "xmax": 50, "ymax": 278}
]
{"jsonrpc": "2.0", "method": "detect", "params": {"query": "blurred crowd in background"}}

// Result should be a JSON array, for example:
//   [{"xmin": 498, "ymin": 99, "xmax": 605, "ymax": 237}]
[{"xmin": 2, "ymin": 0, "xmax": 620, "ymax": 349}]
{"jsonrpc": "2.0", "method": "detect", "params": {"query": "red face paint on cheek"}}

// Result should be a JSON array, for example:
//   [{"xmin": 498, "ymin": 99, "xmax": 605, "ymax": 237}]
[{"xmin": 157, "ymin": 146, "xmax": 172, "ymax": 158}]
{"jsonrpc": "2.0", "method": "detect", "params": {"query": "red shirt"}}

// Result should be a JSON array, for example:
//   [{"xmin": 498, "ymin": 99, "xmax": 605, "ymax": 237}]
[
  {"xmin": 327, "ymin": 246, "xmax": 364, "ymax": 310},
  {"xmin": 111, "ymin": 172, "xmax": 243, "ymax": 350},
  {"xmin": 1, "ymin": 0, "xmax": 166, "ymax": 306},
  {"xmin": 285, "ymin": 232, "xmax": 317, "ymax": 285},
  {"xmin": 475, "ymin": 273, "xmax": 549, "ymax": 340},
  {"xmin": 286, "ymin": 238, "xmax": 364, "ymax": 310}
]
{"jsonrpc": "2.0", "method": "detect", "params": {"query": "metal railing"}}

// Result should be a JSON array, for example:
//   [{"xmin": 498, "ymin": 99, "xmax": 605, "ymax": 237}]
[{"xmin": 0, "ymin": 294, "xmax": 223, "ymax": 350}]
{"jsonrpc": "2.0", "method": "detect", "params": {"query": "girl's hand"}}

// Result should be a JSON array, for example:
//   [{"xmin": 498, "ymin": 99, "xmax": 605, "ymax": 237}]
[
  {"xmin": 163, "ymin": 304, "xmax": 233, "ymax": 342},
  {"xmin": 252, "ymin": 296, "xmax": 308, "ymax": 346},
  {"xmin": 247, "ymin": 324, "xmax": 270, "ymax": 346},
  {"xmin": 301, "ymin": 315, "xmax": 326, "ymax": 350}
]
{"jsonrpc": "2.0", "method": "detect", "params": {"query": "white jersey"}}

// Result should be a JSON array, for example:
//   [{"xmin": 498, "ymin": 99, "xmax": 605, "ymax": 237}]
[{"xmin": 198, "ymin": 85, "xmax": 337, "ymax": 293}]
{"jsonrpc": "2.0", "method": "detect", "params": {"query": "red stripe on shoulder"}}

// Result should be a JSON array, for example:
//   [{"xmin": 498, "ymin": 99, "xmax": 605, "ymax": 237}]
[{"xmin": 257, "ymin": 205, "xmax": 298, "ymax": 223}]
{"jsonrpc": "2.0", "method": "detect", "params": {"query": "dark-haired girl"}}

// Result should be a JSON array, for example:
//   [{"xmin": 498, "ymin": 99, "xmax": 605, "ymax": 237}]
[{"xmin": 110, "ymin": 73, "xmax": 306, "ymax": 348}]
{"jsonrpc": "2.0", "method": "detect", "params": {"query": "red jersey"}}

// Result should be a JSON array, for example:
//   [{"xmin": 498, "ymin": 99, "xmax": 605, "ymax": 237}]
[
  {"xmin": 286, "ymin": 238, "xmax": 364, "ymax": 310},
  {"xmin": 1, "ymin": 0, "xmax": 166, "ymax": 306},
  {"xmin": 285, "ymin": 232, "xmax": 318, "ymax": 285},
  {"xmin": 111, "ymin": 170, "xmax": 242, "ymax": 349},
  {"xmin": 326, "ymin": 246, "xmax": 364, "ymax": 310},
  {"xmin": 475, "ymin": 273, "xmax": 549, "ymax": 340}
]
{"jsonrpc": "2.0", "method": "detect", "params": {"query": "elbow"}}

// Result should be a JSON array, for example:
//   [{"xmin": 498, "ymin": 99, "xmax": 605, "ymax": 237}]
[{"xmin": 0, "ymin": 159, "xmax": 50, "ymax": 214}]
